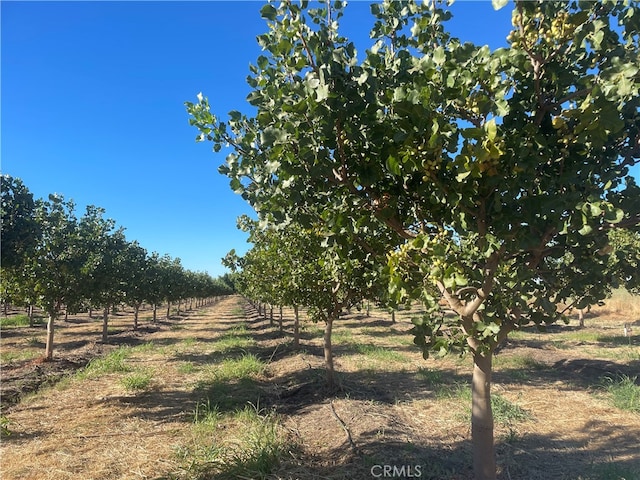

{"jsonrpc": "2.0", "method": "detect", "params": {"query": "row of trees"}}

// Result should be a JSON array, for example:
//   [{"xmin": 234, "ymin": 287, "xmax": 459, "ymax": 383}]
[
  {"xmin": 1, "ymin": 175, "xmax": 234, "ymax": 360},
  {"xmin": 187, "ymin": 1, "xmax": 639, "ymax": 479}
]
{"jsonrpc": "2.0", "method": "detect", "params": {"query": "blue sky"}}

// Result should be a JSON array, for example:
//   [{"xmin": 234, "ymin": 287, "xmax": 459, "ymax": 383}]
[{"xmin": 3, "ymin": 2, "xmax": 637, "ymax": 277}]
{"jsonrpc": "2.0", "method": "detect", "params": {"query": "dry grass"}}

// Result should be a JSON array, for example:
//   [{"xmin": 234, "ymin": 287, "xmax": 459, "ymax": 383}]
[{"xmin": 1, "ymin": 294, "xmax": 639, "ymax": 480}]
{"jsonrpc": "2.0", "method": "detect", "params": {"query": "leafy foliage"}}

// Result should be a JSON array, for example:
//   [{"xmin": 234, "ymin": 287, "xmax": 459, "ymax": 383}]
[{"xmin": 188, "ymin": 1, "xmax": 639, "ymax": 478}]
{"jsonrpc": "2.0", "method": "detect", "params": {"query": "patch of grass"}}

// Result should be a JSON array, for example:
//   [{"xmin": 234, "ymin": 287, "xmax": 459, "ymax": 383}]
[
  {"xmin": 216, "ymin": 324, "xmax": 255, "ymax": 352},
  {"xmin": 121, "ymin": 370, "xmax": 154, "ymax": 391},
  {"xmin": 601, "ymin": 375, "xmax": 640, "ymax": 413},
  {"xmin": 130, "ymin": 342, "xmax": 156, "ymax": 353},
  {"xmin": 230, "ymin": 306, "xmax": 246, "ymax": 317},
  {"xmin": 0, "ymin": 315, "xmax": 44, "ymax": 328},
  {"xmin": 355, "ymin": 344, "xmax": 406, "ymax": 362},
  {"xmin": 417, "ymin": 367, "xmax": 445, "ymax": 386},
  {"xmin": 0, "ymin": 350, "xmax": 40, "ymax": 364},
  {"xmin": 492, "ymin": 393, "xmax": 533, "ymax": 425},
  {"xmin": 1, "ymin": 415, "xmax": 11, "ymax": 437},
  {"xmin": 584, "ymin": 461, "xmax": 640, "ymax": 480},
  {"xmin": 333, "ymin": 329, "xmax": 354, "ymax": 343},
  {"xmin": 25, "ymin": 336, "xmax": 44, "ymax": 347},
  {"xmin": 436, "ymin": 384, "xmax": 532, "ymax": 426},
  {"xmin": 79, "ymin": 347, "xmax": 132, "ymax": 378},
  {"xmin": 185, "ymin": 405, "xmax": 294, "ymax": 480},
  {"xmin": 178, "ymin": 361, "xmax": 198, "ymax": 374},
  {"xmin": 181, "ymin": 337, "xmax": 196, "ymax": 347},
  {"xmin": 193, "ymin": 399, "xmax": 221, "ymax": 427},
  {"xmin": 494, "ymin": 354, "xmax": 546, "ymax": 370},
  {"xmin": 215, "ymin": 353, "xmax": 265, "ymax": 381}
]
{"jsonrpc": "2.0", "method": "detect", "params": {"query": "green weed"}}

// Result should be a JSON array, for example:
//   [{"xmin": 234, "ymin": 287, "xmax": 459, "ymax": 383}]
[
  {"xmin": 216, "ymin": 324, "xmax": 255, "ymax": 351},
  {"xmin": 178, "ymin": 361, "xmax": 198, "ymax": 374},
  {"xmin": 355, "ymin": 344, "xmax": 406, "ymax": 362},
  {"xmin": 0, "ymin": 315, "xmax": 44, "ymax": 328},
  {"xmin": 601, "ymin": 375, "xmax": 640, "ymax": 413},
  {"xmin": 79, "ymin": 347, "xmax": 132, "ymax": 378},
  {"xmin": 216, "ymin": 354, "xmax": 265, "ymax": 381},
  {"xmin": 121, "ymin": 370, "xmax": 154, "ymax": 391},
  {"xmin": 1, "ymin": 415, "xmax": 11, "ymax": 437},
  {"xmin": 193, "ymin": 399, "xmax": 221, "ymax": 426},
  {"xmin": 0, "ymin": 350, "xmax": 39, "ymax": 364}
]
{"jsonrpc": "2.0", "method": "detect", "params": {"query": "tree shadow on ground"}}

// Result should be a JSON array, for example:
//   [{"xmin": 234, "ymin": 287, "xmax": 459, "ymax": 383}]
[{"xmin": 494, "ymin": 356, "xmax": 640, "ymax": 390}]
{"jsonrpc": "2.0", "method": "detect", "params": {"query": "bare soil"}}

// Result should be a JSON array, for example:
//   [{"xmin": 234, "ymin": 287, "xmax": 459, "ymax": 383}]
[{"xmin": 1, "ymin": 296, "xmax": 639, "ymax": 480}]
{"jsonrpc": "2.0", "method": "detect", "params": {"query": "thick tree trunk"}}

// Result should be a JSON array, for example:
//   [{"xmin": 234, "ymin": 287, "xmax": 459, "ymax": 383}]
[
  {"xmin": 153, "ymin": 303, "xmax": 157, "ymax": 322},
  {"xmin": 293, "ymin": 305, "xmax": 300, "ymax": 350},
  {"xmin": 471, "ymin": 349, "xmax": 496, "ymax": 480},
  {"xmin": 578, "ymin": 308, "xmax": 585, "ymax": 328},
  {"xmin": 391, "ymin": 309, "xmax": 396, "ymax": 323},
  {"xmin": 324, "ymin": 316, "xmax": 337, "ymax": 390},
  {"xmin": 45, "ymin": 313, "xmax": 55, "ymax": 360},
  {"xmin": 166, "ymin": 302, "xmax": 171, "ymax": 319},
  {"xmin": 102, "ymin": 306, "xmax": 109, "ymax": 343}
]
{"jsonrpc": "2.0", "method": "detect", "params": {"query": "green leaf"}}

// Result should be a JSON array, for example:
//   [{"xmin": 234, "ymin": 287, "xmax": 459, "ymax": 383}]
[
  {"xmin": 578, "ymin": 224, "xmax": 593, "ymax": 236},
  {"xmin": 485, "ymin": 118, "xmax": 497, "ymax": 141},
  {"xmin": 604, "ymin": 207, "xmax": 624, "ymax": 224},
  {"xmin": 433, "ymin": 47, "xmax": 445, "ymax": 66},
  {"xmin": 456, "ymin": 170, "xmax": 472, "ymax": 182},
  {"xmin": 260, "ymin": 4, "xmax": 277, "ymax": 21}
]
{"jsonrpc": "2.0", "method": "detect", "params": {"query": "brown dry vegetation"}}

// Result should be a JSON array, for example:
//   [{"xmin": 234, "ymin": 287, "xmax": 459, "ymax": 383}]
[{"xmin": 1, "ymin": 295, "xmax": 639, "ymax": 480}]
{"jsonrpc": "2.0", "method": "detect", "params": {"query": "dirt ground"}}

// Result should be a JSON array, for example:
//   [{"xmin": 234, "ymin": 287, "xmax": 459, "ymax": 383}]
[{"xmin": 1, "ymin": 296, "xmax": 639, "ymax": 480}]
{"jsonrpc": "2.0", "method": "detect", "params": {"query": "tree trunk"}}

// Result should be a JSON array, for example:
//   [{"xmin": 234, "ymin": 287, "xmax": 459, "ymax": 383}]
[
  {"xmin": 64, "ymin": 310, "xmax": 69, "ymax": 322},
  {"xmin": 28, "ymin": 305, "xmax": 34, "ymax": 327},
  {"xmin": 578, "ymin": 308, "xmax": 585, "ymax": 328},
  {"xmin": 471, "ymin": 349, "xmax": 496, "ymax": 480},
  {"xmin": 391, "ymin": 309, "xmax": 396, "ymax": 323},
  {"xmin": 293, "ymin": 305, "xmax": 300, "ymax": 350},
  {"xmin": 279, "ymin": 306, "xmax": 283, "ymax": 333},
  {"xmin": 133, "ymin": 304, "xmax": 140, "ymax": 331},
  {"xmin": 153, "ymin": 303, "xmax": 157, "ymax": 322},
  {"xmin": 102, "ymin": 306, "xmax": 109, "ymax": 343},
  {"xmin": 45, "ymin": 313, "xmax": 55, "ymax": 360},
  {"xmin": 269, "ymin": 306, "xmax": 274, "ymax": 326},
  {"xmin": 166, "ymin": 302, "xmax": 171, "ymax": 319},
  {"xmin": 324, "ymin": 316, "xmax": 337, "ymax": 390}
]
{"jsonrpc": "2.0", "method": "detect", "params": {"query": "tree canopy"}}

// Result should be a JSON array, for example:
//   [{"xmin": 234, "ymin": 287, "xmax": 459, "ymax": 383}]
[{"xmin": 187, "ymin": 1, "xmax": 639, "ymax": 478}]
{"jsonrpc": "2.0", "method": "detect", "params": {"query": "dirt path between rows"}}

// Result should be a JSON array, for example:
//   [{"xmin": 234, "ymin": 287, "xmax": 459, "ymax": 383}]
[{"xmin": 1, "ymin": 296, "xmax": 248, "ymax": 480}]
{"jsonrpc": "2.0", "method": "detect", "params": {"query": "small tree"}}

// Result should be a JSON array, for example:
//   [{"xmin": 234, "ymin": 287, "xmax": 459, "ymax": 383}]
[
  {"xmin": 188, "ymin": 1, "xmax": 639, "ymax": 477},
  {"xmin": 31, "ymin": 195, "xmax": 84, "ymax": 360},
  {"xmin": 229, "ymin": 218, "xmax": 385, "ymax": 389}
]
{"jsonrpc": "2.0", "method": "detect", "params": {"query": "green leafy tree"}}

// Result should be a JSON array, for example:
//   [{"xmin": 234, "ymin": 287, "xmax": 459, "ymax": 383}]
[
  {"xmin": 188, "ymin": 1, "xmax": 639, "ymax": 478},
  {"xmin": 32, "ymin": 195, "xmax": 84, "ymax": 360},
  {"xmin": 1, "ymin": 175, "xmax": 40, "ymax": 271},
  {"xmin": 229, "ymin": 219, "xmax": 383, "ymax": 389},
  {"xmin": 76, "ymin": 206, "xmax": 130, "ymax": 342},
  {"xmin": 1, "ymin": 175, "xmax": 41, "ymax": 318},
  {"xmin": 119, "ymin": 241, "xmax": 149, "ymax": 330}
]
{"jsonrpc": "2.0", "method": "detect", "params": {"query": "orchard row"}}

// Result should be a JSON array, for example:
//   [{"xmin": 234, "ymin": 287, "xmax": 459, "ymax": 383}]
[{"xmin": 1, "ymin": 174, "xmax": 234, "ymax": 360}]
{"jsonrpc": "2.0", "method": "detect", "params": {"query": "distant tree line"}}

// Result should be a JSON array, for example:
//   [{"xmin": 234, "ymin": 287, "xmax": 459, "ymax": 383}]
[{"xmin": 1, "ymin": 174, "xmax": 235, "ymax": 359}]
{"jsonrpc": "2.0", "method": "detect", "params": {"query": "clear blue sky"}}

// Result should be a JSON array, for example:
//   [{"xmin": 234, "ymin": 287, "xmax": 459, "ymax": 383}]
[{"xmin": 3, "ymin": 2, "xmax": 637, "ymax": 277}]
